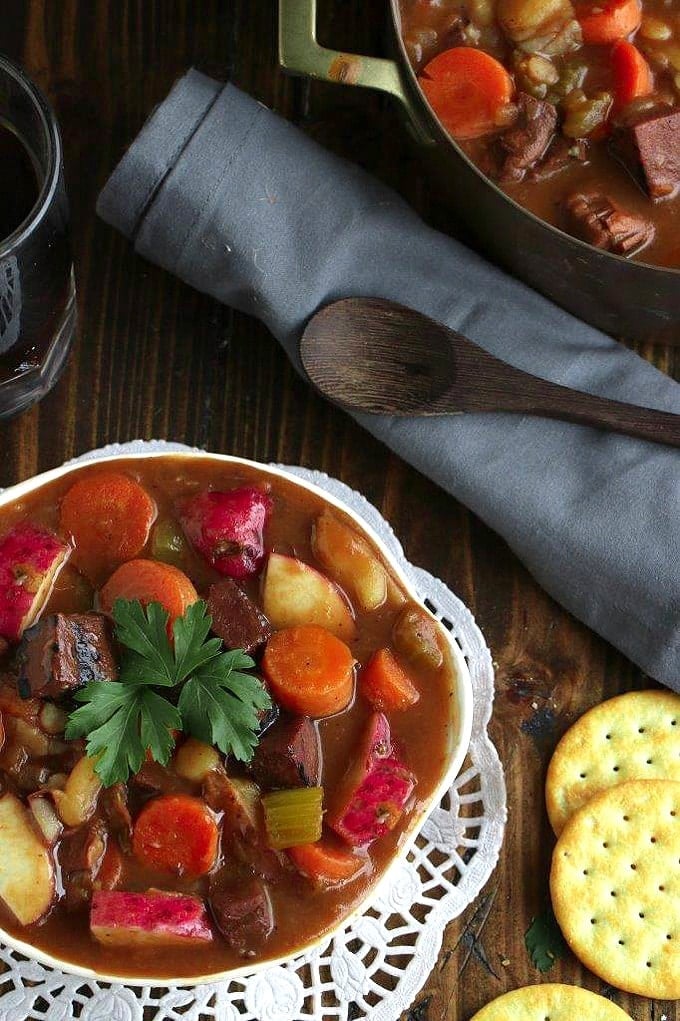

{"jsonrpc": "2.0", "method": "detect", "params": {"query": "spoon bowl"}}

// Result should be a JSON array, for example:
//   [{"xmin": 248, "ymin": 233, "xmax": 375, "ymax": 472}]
[{"xmin": 301, "ymin": 297, "xmax": 680, "ymax": 446}]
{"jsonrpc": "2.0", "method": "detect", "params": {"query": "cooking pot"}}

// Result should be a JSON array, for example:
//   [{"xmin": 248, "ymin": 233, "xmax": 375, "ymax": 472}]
[{"xmin": 279, "ymin": 0, "xmax": 680, "ymax": 345}]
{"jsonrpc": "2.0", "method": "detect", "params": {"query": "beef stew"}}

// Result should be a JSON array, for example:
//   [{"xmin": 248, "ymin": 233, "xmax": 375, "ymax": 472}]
[
  {"xmin": 399, "ymin": 0, "xmax": 680, "ymax": 266},
  {"xmin": 0, "ymin": 455, "xmax": 466, "ymax": 980}
]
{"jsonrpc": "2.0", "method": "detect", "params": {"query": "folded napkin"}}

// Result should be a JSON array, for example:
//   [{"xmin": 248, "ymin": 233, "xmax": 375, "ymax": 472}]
[{"xmin": 97, "ymin": 71, "xmax": 680, "ymax": 689}]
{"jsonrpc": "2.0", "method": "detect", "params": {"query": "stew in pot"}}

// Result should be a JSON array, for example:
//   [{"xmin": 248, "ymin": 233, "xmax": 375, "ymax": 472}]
[
  {"xmin": 399, "ymin": 0, "xmax": 680, "ymax": 266},
  {"xmin": 0, "ymin": 457, "xmax": 456, "ymax": 979}
]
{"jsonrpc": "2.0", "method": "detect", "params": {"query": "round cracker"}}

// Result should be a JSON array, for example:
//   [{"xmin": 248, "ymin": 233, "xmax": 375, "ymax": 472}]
[
  {"xmin": 546, "ymin": 690, "xmax": 680, "ymax": 835},
  {"xmin": 469, "ymin": 984, "xmax": 632, "ymax": 1020},
  {"xmin": 550, "ymin": 779, "xmax": 680, "ymax": 999}
]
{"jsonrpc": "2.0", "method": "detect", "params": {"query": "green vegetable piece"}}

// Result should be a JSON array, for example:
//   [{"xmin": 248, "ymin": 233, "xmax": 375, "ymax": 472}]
[
  {"xmin": 524, "ymin": 906, "xmax": 568, "ymax": 972},
  {"xmin": 65, "ymin": 598, "xmax": 270, "ymax": 787},
  {"xmin": 392, "ymin": 605, "xmax": 443, "ymax": 671},
  {"xmin": 151, "ymin": 519, "xmax": 187, "ymax": 567},
  {"xmin": 562, "ymin": 89, "xmax": 612, "ymax": 139},
  {"xmin": 262, "ymin": 787, "xmax": 323, "ymax": 849}
]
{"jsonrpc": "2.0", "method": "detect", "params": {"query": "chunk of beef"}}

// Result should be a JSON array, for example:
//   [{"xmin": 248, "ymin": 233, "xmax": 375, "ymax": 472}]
[
  {"xmin": 131, "ymin": 759, "xmax": 183, "ymax": 794},
  {"xmin": 499, "ymin": 93, "xmax": 557, "ymax": 182},
  {"xmin": 209, "ymin": 873, "xmax": 273, "ymax": 956},
  {"xmin": 563, "ymin": 191, "xmax": 656, "ymax": 255},
  {"xmin": 528, "ymin": 136, "xmax": 587, "ymax": 181},
  {"xmin": 202, "ymin": 767, "xmax": 287, "ymax": 882},
  {"xmin": 19, "ymin": 613, "xmax": 117, "ymax": 698},
  {"xmin": 257, "ymin": 703, "xmax": 280, "ymax": 737},
  {"xmin": 101, "ymin": 783, "xmax": 133, "ymax": 851},
  {"xmin": 207, "ymin": 578, "xmax": 273, "ymax": 654},
  {"xmin": 612, "ymin": 108, "xmax": 680, "ymax": 200},
  {"xmin": 59, "ymin": 820, "xmax": 108, "ymax": 910},
  {"xmin": 248, "ymin": 715, "xmax": 321, "ymax": 790}
]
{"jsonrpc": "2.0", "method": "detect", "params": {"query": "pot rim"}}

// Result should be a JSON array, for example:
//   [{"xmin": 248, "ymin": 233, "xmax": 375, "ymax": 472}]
[
  {"xmin": 0, "ymin": 449, "xmax": 474, "ymax": 987},
  {"xmin": 389, "ymin": 0, "xmax": 680, "ymax": 279}
]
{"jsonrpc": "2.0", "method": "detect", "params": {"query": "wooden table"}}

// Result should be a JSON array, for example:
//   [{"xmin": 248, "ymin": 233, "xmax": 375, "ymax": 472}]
[{"xmin": 1, "ymin": 4, "xmax": 677, "ymax": 1019}]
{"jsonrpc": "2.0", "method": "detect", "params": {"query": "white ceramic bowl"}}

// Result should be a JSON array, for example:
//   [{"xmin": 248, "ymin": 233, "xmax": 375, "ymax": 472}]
[{"xmin": 0, "ymin": 451, "xmax": 474, "ymax": 985}]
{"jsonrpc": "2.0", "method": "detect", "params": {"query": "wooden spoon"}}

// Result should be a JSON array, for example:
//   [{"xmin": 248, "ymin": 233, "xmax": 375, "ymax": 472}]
[{"xmin": 300, "ymin": 297, "xmax": 680, "ymax": 447}]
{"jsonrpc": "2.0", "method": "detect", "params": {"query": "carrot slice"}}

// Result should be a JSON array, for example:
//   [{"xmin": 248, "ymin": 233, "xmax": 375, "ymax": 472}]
[
  {"xmin": 288, "ymin": 840, "xmax": 367, "ymax": 887},
  {"xmin": 99, "ymin": 559, "xmax": 198, "ymax": 623},
  {"xmin": 360, "ymin": 648, "xmax": 420, "ymax": 712},
  {"xmin": 132, "ymin": 794, "xmax": 218, "ymax": 876},
  {"xmin": 60, "ymin": 473, "xmax": 156, "ymax": 579},
  {"xmin": 577, "ymin": 0, "xmax": 642, "ymax": 44},
  {"xmin": 611, "ymin": 40, "xmax": 653, "ymax": 108},
  {"xmin": 262, "ymin": 624, "xmax": 355, "ymax": 718},
  {"xmin": 419, "ymin": 47, "xmax": 514, "ymax": 140}
]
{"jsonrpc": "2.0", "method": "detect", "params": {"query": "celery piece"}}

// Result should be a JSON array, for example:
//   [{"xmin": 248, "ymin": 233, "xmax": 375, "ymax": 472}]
[
  {"xmin": 262, "ymin": 787, "xmax": 323, "ymax": 849},
  {"xmin": 392, "ymin": 605, "xmax": 444, "ymax": 672},
  {"xmin": 151, "ymin": 519, "xmax": 187, "ymax": 567}
]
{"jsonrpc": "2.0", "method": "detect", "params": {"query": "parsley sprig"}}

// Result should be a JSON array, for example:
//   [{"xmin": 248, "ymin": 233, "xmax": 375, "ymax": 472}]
[{"xmin": 65, "ymin": 599, "xmax": 271, "ymax": 787}]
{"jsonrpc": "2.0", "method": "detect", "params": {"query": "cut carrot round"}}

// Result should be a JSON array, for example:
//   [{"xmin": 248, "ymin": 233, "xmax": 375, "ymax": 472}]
[
  {"xmin": 419, "ymin": 47, "xmax": 514, "ymax": 140},
  {"xmin": 262, "ymin": 624, "xmax": 355, "ymax": 718},
  {"xmin": 132, "ymin": 794, "xmax": 218, "ymax": 876},
  {"xmin": 577, "ymin": 0, "xmax": 642, "ymax": 44},
  {"xmin": 611, "ymin": 40, "xmax": 653, "ymax": 108},
  {"xmin": 288, "ymin": 840, "xmax": 367, "ymax": 887},
  {"xmin": 60, "ymin": 472, "xmax": 156, "ymax": 579},
  {"xmin": 99, "ymin": 559, "xmax": 198, "ymax": 623},
  {"xmin": 361, "ymin": 648, "xmax": 420, "ymax": 712}
]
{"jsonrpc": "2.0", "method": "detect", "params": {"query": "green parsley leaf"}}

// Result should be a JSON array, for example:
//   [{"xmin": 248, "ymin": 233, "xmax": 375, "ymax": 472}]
[
  {"xmin": 66, "ymin": 681, "xmax": 149, "ymax": 786},
  {"xmin": 66, "ymin": 598, "xmax": 270, "ymax": 787},
  {"xmin": 112, "ymin": 599, "xmax": 175, "ymax": 686},
  {"xmin": 524, "ymin": 906, "xmax": 568, "ymax": 972},
  {"xmin": 178, "ymin": 650, "xmax": 271, "ymax": 763},
  {"xmin": 172, "ymin": 600, "xmax": 223, "ymax": 680}
]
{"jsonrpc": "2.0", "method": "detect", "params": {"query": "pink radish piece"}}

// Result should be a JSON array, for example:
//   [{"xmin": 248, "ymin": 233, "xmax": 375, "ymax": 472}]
[
  {"xmin": 328, "ymin": 712, "xmax": 416, "ymax": 847},
  {"xmin": 0, "ymin": 524, "xmax": 70, "ymax": 642},
  {"xmin": 180, "ymin": 488, "xmax": 272, "ymax": 579},
  {"xmin": 90, "ymin": 889, "xmax": 213, "ymax": 946}
]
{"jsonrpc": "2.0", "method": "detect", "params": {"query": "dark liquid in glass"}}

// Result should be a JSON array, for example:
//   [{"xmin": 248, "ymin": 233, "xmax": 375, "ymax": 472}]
[
  {"xmin": 0, "ymin": 118, "xmax": 72, "ymax": 388},
  {"xmin": 0, "ymin": 123, "xmax": 39, "ymax": 241}
]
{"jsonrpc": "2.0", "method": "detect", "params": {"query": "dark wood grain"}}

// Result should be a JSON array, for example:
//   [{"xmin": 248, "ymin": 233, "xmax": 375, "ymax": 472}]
[
  {"xmin": 302, "ymin": 297, "xmax": 680, "ymax": 446},
  {"xmin": 0, "ymin": 3, "xmax": 677, "ymax": 1019}
]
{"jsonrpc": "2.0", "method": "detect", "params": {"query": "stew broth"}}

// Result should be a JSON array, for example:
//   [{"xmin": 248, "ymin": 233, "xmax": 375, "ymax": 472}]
[{"xmin": 0, "ymin": 456, "xmax": 457, "ymax": 979}]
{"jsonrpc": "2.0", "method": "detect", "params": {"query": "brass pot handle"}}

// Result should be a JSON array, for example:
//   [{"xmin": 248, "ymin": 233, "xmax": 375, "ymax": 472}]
[{"xmin": 278, "ymin": 0, "xmax": 433, "ymax": 144}]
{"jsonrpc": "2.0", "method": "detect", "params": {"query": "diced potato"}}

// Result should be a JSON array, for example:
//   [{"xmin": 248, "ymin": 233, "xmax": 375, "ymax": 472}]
[
  {"xmin": 91, "ymin": 889, "xmax": 213, "ymax": 946},
  {"xmin": 312, "ymin": 510, "xmax": 388, "ymax": 612},
  {"xmin": 174, "ymin": 738, "xmax": 221, "ymax": 783},
  {"xmin": 0, "ymin": 524, "xmax": 70, "ymax": 641},
  {"xmin": 28, "ymin": 794, "xmax": 63, "ymax": 846},
  {"xmin": 262, "ymin": 553, "xmax": 356, "ymax": 640},
  {"xmin": 498, "ymin": 0, "xmax": 573, "ymax": 42},
  {"xmin": 52, "ymin": 755, "xmax": 102, "ymax": 827},
  {"xmin": 9, "ymin": 718, "xmax": 67, "ymax": 757},
  {"xmin": 0, "ymin": 792, "xmax": 55, "ymax": 923},
  {"xmin": 38, "ymin": 701, "xmax": 68, "ymax": 736}
]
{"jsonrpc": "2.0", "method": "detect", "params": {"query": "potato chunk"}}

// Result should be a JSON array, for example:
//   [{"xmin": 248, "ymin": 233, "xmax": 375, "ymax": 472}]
[{"xmin": 0, "ymin": 792, "xmax": 55, "ymax": 924}]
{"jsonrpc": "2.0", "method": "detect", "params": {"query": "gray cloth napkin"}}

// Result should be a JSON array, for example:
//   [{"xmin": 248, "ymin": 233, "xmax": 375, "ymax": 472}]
[{"xmin": 97, "ymin": 70, "xmax": 680, "ymax": 689}]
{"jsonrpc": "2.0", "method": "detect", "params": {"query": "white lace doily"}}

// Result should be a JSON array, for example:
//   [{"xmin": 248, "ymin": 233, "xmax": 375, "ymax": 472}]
[{"xmin": 0, "ymin": 441, "xmax": 507, "ymax": 1021}]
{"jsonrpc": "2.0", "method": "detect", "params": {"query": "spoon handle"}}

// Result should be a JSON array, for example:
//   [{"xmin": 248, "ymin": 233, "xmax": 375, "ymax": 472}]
[{"xmin": 450, "ymin": 341, "xmax": 680, "ymax": 448}]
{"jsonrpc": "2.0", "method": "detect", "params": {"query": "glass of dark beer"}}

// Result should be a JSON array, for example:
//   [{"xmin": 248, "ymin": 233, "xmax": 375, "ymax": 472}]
[{"xmin": 0, "ymin": 56, "xmax": 75, "ymax": 418}]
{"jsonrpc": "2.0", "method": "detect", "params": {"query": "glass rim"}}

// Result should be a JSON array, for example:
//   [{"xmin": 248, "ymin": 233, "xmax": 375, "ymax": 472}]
[{"xmin": 0, "ymin": 54, "xmax": 62, "ymax": 259}]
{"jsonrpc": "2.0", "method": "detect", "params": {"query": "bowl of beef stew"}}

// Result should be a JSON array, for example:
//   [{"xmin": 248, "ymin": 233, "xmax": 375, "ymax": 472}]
[
  {"xmin": 0, "ymin": 452, "xmax": 473, "ymax": 983},
  {"xmin": 279, "ymin": 0, "xmax": 680, "ymax": 343}
]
